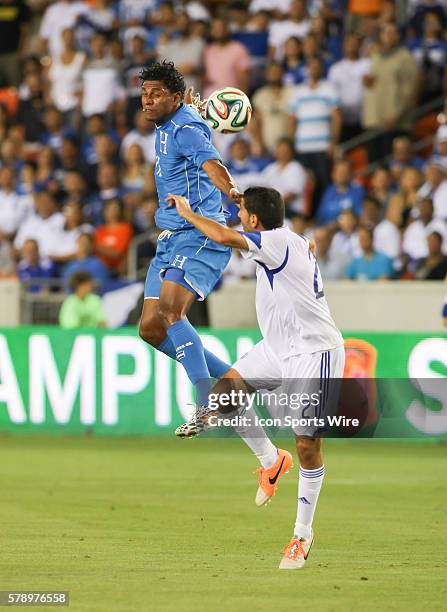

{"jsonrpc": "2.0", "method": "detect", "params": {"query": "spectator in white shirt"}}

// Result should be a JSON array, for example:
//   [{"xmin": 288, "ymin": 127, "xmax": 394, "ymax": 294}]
[
  {"xmin": 81, "ymin": 33, "xmax": 126, "ymax": 119},
  {"xmin": 314, "ymin": 226, "xmax": 351, "ymax": 280},
  {"xmin": 328, "ymin": 33, "xmax": 370, "ymax": 142},
  {"xmin": 157, "ymin": 13, "xmax": 205, "ymax": 93},
  {"xmin": 373, "ymin": 202, "xmax": 401, "ymax": 261},
  {"xmin": 47, "ymin": 201, "xmax": 94, "ymax": 263},
  {"xmin": 331, "ymin": 209, "xmax": 361, "ymax": 259},
  {"xmin": 261, "ymin": 137, "xmax": 307, "ymax": 216},
  {"xmin": 268, "ymin": 0, "xmax": 311, "ymax": 60},
  {"xmin": 403, "ymin": 198, "xmax": 447, "ymax": 262},
  {"xmin": 14, "ymin": 191, "xmax": 64, "ymax": 258},
  {"xmin": 0, "ymin": 166, "xmax": 32, "ymax": 241},
  {"xmin": 288, "ymin": 56, "xmax": 341, "ymax": 209},
  {"xmin": 249, "ymin": 0, "xmax": 292, "ymax": 15},
  {"xmin": 47, "ymin": 28, "xmax": 86, "ymax": 126},
  {"xmin": 431, "ymin": 125, "xmax": 447, "ymax": 170},
  {"xmin": 120, "ymin": 111, "xmax": 156, "ymax": 165},
  {"xmin": 418, "ymin": 161, "xmax": 447, "ymax": 221},
  {"xmin": 39, "ymin": 0, "xmax": 88, "ymax": 59}
]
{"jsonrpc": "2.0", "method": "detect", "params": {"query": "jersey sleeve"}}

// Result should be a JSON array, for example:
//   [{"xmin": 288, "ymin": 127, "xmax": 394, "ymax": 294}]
[
  {"xmin": 239, "ymin": 230, "xmax": 287, "ymax": 267},
  {"xmin": 174, "ymin": 124, "xmax": 222, "ymax": 168}
]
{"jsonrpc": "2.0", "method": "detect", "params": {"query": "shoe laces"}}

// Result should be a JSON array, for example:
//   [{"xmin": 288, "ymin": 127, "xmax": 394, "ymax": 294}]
[
  {"xmin": 184, "ymin": 404, "xmax": 209, "ymax": 424},
  {"xmin": 193, "ymin": 405, "xmax": 211, "ymax": 421},
  {"xmin": 284, "ymin": 539, "xmax": 306, "ymax": 560}
]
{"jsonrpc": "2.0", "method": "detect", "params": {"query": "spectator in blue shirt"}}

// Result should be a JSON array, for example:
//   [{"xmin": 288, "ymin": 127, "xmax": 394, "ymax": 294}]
[
  {"xmin": 85, "ymin": 163, "xmax": 123, "ymax": 226},
  {"xmin": 81, "ymin": 114, "xmax": 120, "ymax": 167},
  {"xmin": 409, "ymin": 1, "xmax": 446, "ymax": 38},
  {"xmin": 282, "ymin": 36, "xmax": 306, "ymax": 85},
  {"xmin": 317, "ymin": 159, "xmax": 365, "ymax": 226},
  {"xmin": 17, "ymin": 239, "xmax": 57, "ymax": 293},
  {"xmin": 346, "ymin": 226, "xmax": 394, "ymax": 280},
  {"xmin": 63, "ymin": 232, "xmax": 109, "ymax": 290},
  {"xmin": 408, "ymin": 11, "xmax": 447, "ymax": 103},
  {"xmin": 40, "ymin": 107, "xmax": 75, "ymax": 159},
  {"xmin": 225, "ymin": 138, "xmax": 270, "ymax": 222}
]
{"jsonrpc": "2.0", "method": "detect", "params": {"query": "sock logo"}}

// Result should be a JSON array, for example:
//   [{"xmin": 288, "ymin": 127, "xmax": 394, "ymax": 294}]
[
  {"xmin": 175, "ymin": 341, "xmax": 193, "ymax": 361},
  {"xmin": 177, "ymin": 341, "xmax": 193, "ymax": 351},
  {"xmin": 298, "ymin": 496, "xmax": 311, "ymax": 505}
]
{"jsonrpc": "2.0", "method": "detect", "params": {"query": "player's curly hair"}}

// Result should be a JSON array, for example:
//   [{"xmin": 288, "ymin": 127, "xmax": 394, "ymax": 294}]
[{"xmin": 140, "ymin": 61, "xmax": 186, "ymax": 98}]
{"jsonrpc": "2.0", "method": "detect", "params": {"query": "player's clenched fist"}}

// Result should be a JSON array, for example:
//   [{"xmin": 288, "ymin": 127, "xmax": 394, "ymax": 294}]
[{"xmin": 166, "ymin": 193, "xmax": 192, "ymax": 219}]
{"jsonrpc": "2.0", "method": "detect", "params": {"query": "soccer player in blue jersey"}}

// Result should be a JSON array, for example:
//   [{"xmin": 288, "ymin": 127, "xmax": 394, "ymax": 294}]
[{"xmin": 138, "ymin": 61, "xmax": 241, "ymax": 408}]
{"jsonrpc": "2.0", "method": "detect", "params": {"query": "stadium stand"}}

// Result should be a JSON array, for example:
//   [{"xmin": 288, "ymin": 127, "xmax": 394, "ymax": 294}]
[{"xmin": 0, "ymin": 0, "xmax": 446, "ymax": 324}]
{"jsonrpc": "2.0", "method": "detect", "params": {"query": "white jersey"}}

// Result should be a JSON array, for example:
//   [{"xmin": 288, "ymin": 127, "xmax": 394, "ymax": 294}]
[{"xmin": 240, "ymin": 226, "xmax": 343, "ymax": 358}]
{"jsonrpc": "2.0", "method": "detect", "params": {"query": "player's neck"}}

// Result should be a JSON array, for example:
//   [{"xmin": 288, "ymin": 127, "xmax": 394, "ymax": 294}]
[{"xmin": 155, "ymin": 103, "xmax": 182, "ymax": 127}]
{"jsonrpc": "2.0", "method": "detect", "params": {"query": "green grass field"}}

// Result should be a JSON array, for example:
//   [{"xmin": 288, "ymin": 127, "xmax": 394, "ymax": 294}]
[{"xmin": 0, "ymin": 436, "xmax": 446, "ymax": 612}]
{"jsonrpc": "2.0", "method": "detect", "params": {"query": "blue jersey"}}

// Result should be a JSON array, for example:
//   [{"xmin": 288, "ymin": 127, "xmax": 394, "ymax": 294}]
[{"xmin": 154, "ymin": 104, "xmax": 226, "ymax": 231}]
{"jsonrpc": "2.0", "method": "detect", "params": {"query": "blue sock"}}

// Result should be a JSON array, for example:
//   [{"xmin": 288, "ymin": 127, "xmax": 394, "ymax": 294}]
[
  {"xmin": 166, "ymin": 320, "xmax": 211, "ymax": 405},
  {"xmin": 157, "ymin": 336, "xmax": 230, "ymax": 378}
]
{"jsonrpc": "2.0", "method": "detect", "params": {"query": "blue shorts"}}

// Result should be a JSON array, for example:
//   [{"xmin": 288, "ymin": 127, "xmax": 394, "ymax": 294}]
[{"xmin": 144, "ymin": 228, "xmax": 232, "ymax": 301}]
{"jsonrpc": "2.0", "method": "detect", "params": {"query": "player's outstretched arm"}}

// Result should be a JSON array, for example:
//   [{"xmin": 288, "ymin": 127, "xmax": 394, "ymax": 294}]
[
  {"xmin": 202, "ymin": 159, "xmax": 243, "ymax": 205},
  {"xmin": 167, "ymin": 193, "xmax": 247, "ymax": 249}
]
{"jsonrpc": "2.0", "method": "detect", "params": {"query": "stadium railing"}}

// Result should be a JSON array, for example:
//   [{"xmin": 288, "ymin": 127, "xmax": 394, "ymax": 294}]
[
  {"xmin": 126, "ymin": 230, "xmax": 159, "ymax": 282},
  {"xmin": 339, "ymin": 95, "xmax": 445, "ymax": 177},
  {"xmin": 20, "ymin": 279, "xmax": 65, "ymax": 325}
]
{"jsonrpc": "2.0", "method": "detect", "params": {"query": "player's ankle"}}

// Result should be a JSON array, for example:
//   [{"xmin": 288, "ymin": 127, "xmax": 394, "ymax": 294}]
[{"xmin": 294, "ymin": 523, "xmax": 312, "ymax": 540}]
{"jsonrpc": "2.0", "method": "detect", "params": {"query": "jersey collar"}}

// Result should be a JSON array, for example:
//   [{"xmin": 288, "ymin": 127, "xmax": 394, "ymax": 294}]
[{"xmin": 155, "ymin": 103, "xmax": 184, "ymax": 130}]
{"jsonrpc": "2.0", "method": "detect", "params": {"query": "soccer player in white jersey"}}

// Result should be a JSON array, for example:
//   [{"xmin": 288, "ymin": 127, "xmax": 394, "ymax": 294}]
[{"xmin": 169, "ymin": 186, "xmax": 345, "ymax": 570}]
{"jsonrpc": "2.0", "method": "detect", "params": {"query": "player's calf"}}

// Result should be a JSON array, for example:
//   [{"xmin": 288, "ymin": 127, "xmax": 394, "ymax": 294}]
[{"xmin": 278, "ymin": 436, "xmax": 324, "ymax": 569}]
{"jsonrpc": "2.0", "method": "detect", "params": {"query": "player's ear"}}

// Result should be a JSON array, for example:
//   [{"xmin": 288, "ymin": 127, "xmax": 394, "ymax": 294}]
[{"xmin": 250, "ymin": 213, "xmax": 258, "ymax": 228}]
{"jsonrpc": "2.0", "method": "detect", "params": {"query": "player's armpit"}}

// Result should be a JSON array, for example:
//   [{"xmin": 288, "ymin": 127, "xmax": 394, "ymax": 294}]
[{"xmin": 167, "ymin": 193, "xmax": 246, "ymax": 249}]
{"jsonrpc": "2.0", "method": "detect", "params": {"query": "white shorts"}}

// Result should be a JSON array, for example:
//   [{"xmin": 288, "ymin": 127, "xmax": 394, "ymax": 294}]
[{"xmin": 233, "ymin": 340, "xmax": 346, "ymax": 436}]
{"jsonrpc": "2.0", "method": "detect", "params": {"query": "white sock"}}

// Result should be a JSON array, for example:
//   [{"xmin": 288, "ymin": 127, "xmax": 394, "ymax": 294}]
[
  {"xmin": 294, "ymin": 465, "xmax": 325, "ymax": 540},
  {"xmin": 231, "ymin": 411, "xmax": 278, "ymax": 468}
]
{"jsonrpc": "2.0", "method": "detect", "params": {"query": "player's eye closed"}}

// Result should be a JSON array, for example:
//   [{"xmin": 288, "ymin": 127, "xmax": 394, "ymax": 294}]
[{"xmin": 141, "ymin": 88, "xmax": 169, "ymax": 101}]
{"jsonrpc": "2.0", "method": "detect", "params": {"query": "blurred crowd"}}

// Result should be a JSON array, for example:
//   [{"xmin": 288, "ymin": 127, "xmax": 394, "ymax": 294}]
[{"xmin": 0, "ymin": 0, "xmax": 447, "ymax": 298}]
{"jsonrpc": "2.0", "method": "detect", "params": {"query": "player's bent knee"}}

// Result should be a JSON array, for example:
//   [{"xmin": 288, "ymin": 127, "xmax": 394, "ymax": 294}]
[
  {"xmin": 158, "ymin": 304, "xmax": 183, "ymax": 328},
  {"xmin": 139, "ymin": 317, "xmax": 165, "ymax": 347},
  {"xmin": 296, "ymin": 436, "xmax": 321, "ymax": 466}
]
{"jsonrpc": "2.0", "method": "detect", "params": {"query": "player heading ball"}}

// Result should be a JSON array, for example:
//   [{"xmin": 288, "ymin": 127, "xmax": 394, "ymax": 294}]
[{"xmin": 138, "ymin": 61, "xmax": 242, "ymax": 409}]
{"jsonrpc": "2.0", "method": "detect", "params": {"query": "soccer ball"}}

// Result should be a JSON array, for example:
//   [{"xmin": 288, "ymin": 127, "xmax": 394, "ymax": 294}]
[{"xmin": 204, "ymin": 87, "xmax": 252, "ymax": 133}]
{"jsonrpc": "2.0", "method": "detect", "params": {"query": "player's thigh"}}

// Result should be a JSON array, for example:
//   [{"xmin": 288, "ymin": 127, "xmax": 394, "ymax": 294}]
[
  {"xmin": 144, "ymin": 232, "xmax": 171, "ymax": 300},
  {"xmin": 283, "ymin": 346, "xmax": 345, "ymax": 436},
  {"xmin": 161, "ymin": 229, "xmax": 231, "ymax": 301},
  {"xmin": 159, "ymin": 279, "xmax": 196, "ymax": 324},
  {"xmin": 232, "ymin": 340, "xmax": 282, "ymax": 391}
]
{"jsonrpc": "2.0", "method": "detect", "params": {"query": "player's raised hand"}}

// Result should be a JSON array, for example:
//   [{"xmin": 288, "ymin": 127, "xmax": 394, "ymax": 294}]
[
  {"xmin": 166, "ymin": 193, "xmax": 192, "ymax": 219},
  {"xmin": 186, "ymin": 87, "xmax": 208, "ymax": 118},
  {"xmin": 230, "ymin": 187, "xmax": 243, "ymax": 206},
  {"xmin": 185, "ymin": 87, "xmax": 194, "ymax": 105}
]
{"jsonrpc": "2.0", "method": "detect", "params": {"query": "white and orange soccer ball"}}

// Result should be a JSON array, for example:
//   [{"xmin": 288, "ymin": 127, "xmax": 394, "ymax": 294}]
[{"xmin": 204, "ymin": 87, "xmax": 252, "ymax": 133}]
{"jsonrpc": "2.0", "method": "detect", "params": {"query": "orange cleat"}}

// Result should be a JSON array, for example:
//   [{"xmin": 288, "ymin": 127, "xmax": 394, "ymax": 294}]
[
  {"xmin": 279, "ymin": 531, "xmax": 314, "ymax": 569},
  {"xmin": 255, "ymin": 448, "xmax": 293, "ymax": 507}
]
